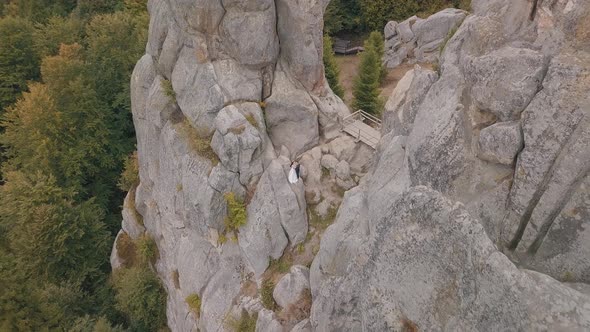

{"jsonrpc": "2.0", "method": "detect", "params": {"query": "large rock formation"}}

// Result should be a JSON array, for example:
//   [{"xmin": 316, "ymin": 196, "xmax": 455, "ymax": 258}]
[
  {"xmin": 113, "ymin": 0, "xmax": 590, "ymax": 330},
  {"xmin": 312, "ymin": 0, "xmax": 590, "ymax": 330},
  {"xmin": 114, "ymin": 0, "xmax": 349, "ymax": 330}
]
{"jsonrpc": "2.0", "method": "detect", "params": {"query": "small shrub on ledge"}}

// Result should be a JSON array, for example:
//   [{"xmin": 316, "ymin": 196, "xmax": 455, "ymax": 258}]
[
  {"xmin": 137, "ymin": 234, "xmax": 159, "ymax": 265},
  {"xmin": 118, "ymin": 151, "xmax": 139, "ymax": 191},
  {"xmin": 224, "ymin": 192, "xmax": 247, "ymax": 233},
  {"xmin": 186, "ymin": 293, "xmax": 201, "ymax": 318},
  {"xmin": 161, "ymin": 78, "xmax": 176, "ymax": 103}
]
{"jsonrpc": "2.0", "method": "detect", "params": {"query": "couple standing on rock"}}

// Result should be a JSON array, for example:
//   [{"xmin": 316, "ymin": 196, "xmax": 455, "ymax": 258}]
[{"xmin": 288, "ymin": 161, "xmax": 301, "ymax": 184}]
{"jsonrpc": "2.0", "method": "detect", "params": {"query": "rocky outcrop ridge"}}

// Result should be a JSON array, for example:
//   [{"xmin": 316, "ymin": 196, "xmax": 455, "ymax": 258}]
[
  {"xmin": 384, "ymin": 8, "xmax": 467, "ymax": 68},
  {"xmin": 313, "ymin": 0, "xmax": 590, "ymax": 330},
  {"xmin": 114, "ymin": 0, "xmax": 351, "ymax": 330}
]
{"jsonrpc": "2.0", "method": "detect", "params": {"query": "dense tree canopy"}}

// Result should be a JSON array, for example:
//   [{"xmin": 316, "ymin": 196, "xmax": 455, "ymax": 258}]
[
  {"xmin": 0, "ymin": 0, "xmax": 151, "ymax": 329},
  {"xmin": 0, "ymin": 16, "xmax": 39, "ymax": 112}
]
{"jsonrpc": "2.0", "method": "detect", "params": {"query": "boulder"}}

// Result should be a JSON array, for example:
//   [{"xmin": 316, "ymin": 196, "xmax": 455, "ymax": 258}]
[
  {"xmin": 478, "ymin": 121, "xmax": 523, "ymax": 165},
  {"xmin": 406, "ymin": 65, "xmax": 468, "ymax": 193},
  {"xmin": 335, "ymin": 160, "xmax": 356, "ymax": 190},
  {"xmin": 384, "ymin": 21, "xmax": 398, "ymax": 40},
  {"xmin": 274, "ymin": 0, "xmax": 325, "ymax": 91},
  {"xmin": 464, "ymin": 46, "xmax": 547, "ymax": 120},
  {"xmin": 311, "ymin": 187, "xmax": 590, "ymax": 331},
  {"xmin": 273, "ymin": 265, "xmax": 311, "ymax": 309},
  {"xmin": 212, "ymin": 59, "xmax": 263, "ymax": 103},
  {"xmin": 199, "ymin": 244, "xmax": 244, "ymax": 332},
  {"xmin": 327, "ymin": 135, "xmax": 356, "ymax": 162},
  {"xmin": 299, "ymin": 147, "xmax": 323, "ymax": 204},
  {"xmin": 169, "ymin": 0, "xmax": 224, "ymax": 34},
  {"xmin": 176, "ymin": 233, "xmax": 220, "ymax": 295},
  {"xmin": 413, "ymin": 8, "xmax": 467, "ymax": 61},
  {"xmin": 320, "ymin": 154, "xmax": 339, "ymax": 172}
]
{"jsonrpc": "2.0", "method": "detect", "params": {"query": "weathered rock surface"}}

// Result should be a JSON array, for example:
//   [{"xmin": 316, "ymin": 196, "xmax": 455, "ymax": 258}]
[
  {"xmin": 211, "ymin": 105, "xmax": 264, "ymax": 185},
  {"xmin": 273, "ymin": 265, "xmax": 311, "ymax": 309},
  {"xmin": 264, "ymin": 68, "xmax": 320, "ymax": 157},
  {"xmin": 464, "ymin": 46, "xmax": 547, "ymax": 121},
  {"xmin": 290, "ymin": 319, "xmax": 311, "ymax": 332},
  {"xmin": 311, "ymin": 187, "xmax": 590, "ymax": 331},
  {"xmin": 311, "ymin": 1, "xmax": 590, "ymax": 331},
  {"xmin": 384, "ymin": 8, "xmax": 467, "ymax": 68},
  {"xmin": 382, "ymin": 65, "xmax": 438, "ymax": 136},
  {"xmin": 110, "ymin": 230, "xmax": 126, "ymax": 271},
  {"xmin": 478, "ymin": 121, "xmax": 523, "ymax": 165},
  {"xmin": 239, "ymin": 159, "xmax": 308, "ymax": 276},
  {"xmin": 121, "ymin": 190, "xmax": 146, "ymax": 240},
  {"xmin": 256, "ymin": 309, "xmax": 282, "ymax": 332}
]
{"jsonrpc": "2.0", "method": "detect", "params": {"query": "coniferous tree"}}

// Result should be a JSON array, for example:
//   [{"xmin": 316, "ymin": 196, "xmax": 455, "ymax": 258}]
[
  {"xmin": 352, "ymin": 40, "xmax": 384, "ymax": 115},
  {"xmin": 323, "ymin": 35, "xmax": 345, "ymax": 99},
  {"xmin": 366, "ymin": 31, "xmax": 387, "ymax": 83}
]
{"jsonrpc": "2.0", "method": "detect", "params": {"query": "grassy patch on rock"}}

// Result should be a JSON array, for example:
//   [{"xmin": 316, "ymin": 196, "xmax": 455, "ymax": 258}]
[
  {"xmin": 224, "ymin": 192, "xmax": 247, "ymax": 233},
  {"xmin": 226, "ymin": 310, "xmax": 257, "ymax": 332},
  {"xmin": 176, "ymin": 119, "xmax": 219, "ymax": 166},
  {"xmin": 185, "ymin": 293, "xmax": 201, "ymax": 318},
  {"xmin": 260, "ymin": 279, "xmax": 278, "ymax": 311}
]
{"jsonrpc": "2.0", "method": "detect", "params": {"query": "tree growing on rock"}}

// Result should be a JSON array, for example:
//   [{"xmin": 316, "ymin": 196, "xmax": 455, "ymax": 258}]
[
  {"xmin": 323, "ymin": 35, "xmax": 345, "ymax": 99},
  {"xmin": 352, "ymin": 38, "xmax": 384, "ymax": 115}
]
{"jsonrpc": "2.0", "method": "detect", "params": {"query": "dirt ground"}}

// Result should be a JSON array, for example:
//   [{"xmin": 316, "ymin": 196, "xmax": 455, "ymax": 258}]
[{"xmin": 335, "ymin": 54, "xmax": 433, "ymax": 109}]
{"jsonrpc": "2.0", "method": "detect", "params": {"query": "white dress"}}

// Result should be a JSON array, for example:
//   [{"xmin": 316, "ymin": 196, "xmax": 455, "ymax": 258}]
[{"xmin": 288, "ymin": 167, "xmax": 299, "ymax": 184}]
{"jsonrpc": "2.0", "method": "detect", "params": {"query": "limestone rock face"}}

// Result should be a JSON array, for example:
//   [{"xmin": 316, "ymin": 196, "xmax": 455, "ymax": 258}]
[{"xmin": 384, "ymin": 8, "xmax": 467, "ymax": 68}]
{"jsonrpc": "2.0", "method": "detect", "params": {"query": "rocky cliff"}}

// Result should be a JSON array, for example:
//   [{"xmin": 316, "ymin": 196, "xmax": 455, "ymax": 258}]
[{"xmin": 112, "ymin": 0, "xmax": 590, "ymax": 331}]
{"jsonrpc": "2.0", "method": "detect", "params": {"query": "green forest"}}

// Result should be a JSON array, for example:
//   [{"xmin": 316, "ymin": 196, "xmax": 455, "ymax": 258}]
[{"xmin": 0, "ymin": 0, "xmax": 164, "ymax": 330}]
